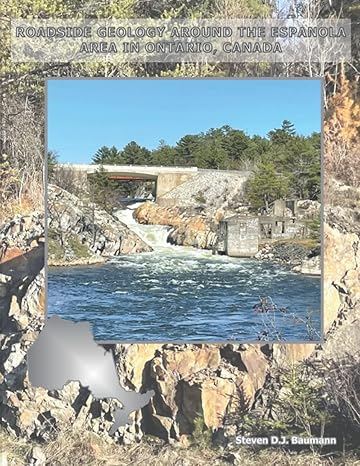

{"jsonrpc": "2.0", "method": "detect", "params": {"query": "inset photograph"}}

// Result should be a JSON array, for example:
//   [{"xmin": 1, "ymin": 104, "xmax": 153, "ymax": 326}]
[{"xmin": 47, "ymin": 78, "xmax": 322, "ymax": 342}]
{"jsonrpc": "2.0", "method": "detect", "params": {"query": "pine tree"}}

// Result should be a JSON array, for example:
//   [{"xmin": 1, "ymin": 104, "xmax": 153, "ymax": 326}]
[
  {"xmin": 246, "ymin": 161, "xmax": 289, "ymax": 210},
  {"xmin": 89, "ymin": 165, "xmax": 120, "ymax": 213},
  {"xmin": 47, "ymin": 151, "xmax": 58, "ymax": 180},
  {"xmin": 152, "ymin": 140, "xmax": 177, "ymax": 166},
  {"xmin": 281, "ymin": 119, "xmax": 296, "ymax": 136},
  {"xmin": 175, "ymin": 135, "xmax": 201, "ymax": 166},
  {"xmin": 268, "ymin": 121, "xmax": 296, "ymax": 145},
  {"xmin": 122, "ymin": 141, "xmax": 151, "ymax": 165},
  {"xmin": 92, "ymin": 146, "xmax": 121, "ymax": 165}
]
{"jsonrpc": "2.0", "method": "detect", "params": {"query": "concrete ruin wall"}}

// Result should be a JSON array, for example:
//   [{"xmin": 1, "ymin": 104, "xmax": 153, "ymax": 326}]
[{"xmin": 226, "ymin": 217, "xmax": 259, "ymax": 257}]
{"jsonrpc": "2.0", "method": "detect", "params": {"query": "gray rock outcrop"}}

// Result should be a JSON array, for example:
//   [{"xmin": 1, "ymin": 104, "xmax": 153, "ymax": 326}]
[
  {"xmin": 255, "ymin": 241, "xmax": 321, "ymax": 275},
  {"xmin": 159, "ymin": 171, "xmax": 250, "ymax": 215},
  {"xmin": 48, "ymin": 185, "xmax": 152, "ymax": 266}
]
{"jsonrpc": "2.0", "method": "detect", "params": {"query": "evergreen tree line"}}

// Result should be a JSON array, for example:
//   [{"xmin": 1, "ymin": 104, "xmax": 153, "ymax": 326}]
[{"xmin": 92, "ymin": 120, "xmax": 321, "ymax": 205}]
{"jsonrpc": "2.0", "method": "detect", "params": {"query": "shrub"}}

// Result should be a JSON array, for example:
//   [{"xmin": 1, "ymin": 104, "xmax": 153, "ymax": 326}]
[
  {"xmin": 48, "ymin": 236, "xmax": 64, "ymax": 261},
  {"xmin": 194, "ymin": 190, "xmax": 206, "ymax": 204},
  {"xmin": 192, "ymin": 417, "xmax": 213, "ymax": 450},
  {"xmin": 68, "ymin": 237, "xmax": 91, "ymax": 259},
  {"xmin": 308, "ymin": 217, "xmax": 321, "ymax": 241},
  {"xmin": 321, "ymin": 353, "xmax": 360, "ymax": 443},
  {"xmin": 241, "ymin": 363, "xmax": 332, "ymax": 441}
]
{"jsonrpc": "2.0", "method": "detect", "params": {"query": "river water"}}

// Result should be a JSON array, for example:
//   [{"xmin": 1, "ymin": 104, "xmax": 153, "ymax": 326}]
[{"xmin": 47, "ymin": 204, "xmax": 321, "ymax": 342}]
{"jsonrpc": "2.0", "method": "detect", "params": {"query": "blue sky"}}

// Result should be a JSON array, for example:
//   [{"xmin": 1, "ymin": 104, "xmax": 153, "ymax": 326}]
[{"xmin": 48, "ymin": 79, "xmax": 321, "ymax": 163}]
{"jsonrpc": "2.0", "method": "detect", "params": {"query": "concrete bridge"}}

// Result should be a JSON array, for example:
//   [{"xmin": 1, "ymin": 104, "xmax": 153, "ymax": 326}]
[
  {"xmin": 57, "ymin": 164, "xmax": 249, "ymax": 198},
  {"xmin": 58, "ymin": 164, "xmax": 201, "ymax": 198}
]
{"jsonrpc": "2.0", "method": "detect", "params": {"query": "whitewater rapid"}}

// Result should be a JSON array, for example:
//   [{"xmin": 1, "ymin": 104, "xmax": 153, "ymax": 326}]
[{"xmin": 115, "ymin": 203, "xmax": 173, "ymax": 249}]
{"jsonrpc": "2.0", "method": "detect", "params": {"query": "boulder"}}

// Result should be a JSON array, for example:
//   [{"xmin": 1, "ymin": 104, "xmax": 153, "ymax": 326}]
[
  {"xmin": 168, "ymin": 217, "xmax": 218, "ymax": 250},
  {"xmin": 292, "ymin": 255, "xmax": 320, "ymax": 275},
  {"xmin": 162, "ymin": 346, "xmax": 221, "ymax": 377},
  {"xmin": 297, "ymin": 200, "xmax": 321, "ymax": 219},
  {"xmin": 181, "ymin": 376, "xmax": 235, "ymax": 430},
  {"xmin": 134, "ymin": 202, "xmax": 183, "ymax": 227},
  {"xmin": 141, "ymin": 344, "xmax": 269, "ymax": 438},
  {"xmin": 115, "ymin": 344, "xmax": 163, "ymax": 389},
  {"xmin": 239, "ymin": 345, "xmax": 269, "ymax": 391},
  {"xmin": 272, "ymin": 344, "xmax": 316, "ymax": 367}
]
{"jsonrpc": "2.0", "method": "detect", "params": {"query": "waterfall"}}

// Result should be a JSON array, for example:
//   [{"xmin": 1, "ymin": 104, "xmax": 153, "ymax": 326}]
[{"xmin": 115, "ymin": 203, "xmax": 172, "ymax": 249}]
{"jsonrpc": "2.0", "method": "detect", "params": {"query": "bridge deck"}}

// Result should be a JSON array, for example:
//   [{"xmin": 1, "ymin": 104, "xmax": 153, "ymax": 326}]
[{"xmin": 58, "ymin": 164, "xmax": 249, "ymax": 177}]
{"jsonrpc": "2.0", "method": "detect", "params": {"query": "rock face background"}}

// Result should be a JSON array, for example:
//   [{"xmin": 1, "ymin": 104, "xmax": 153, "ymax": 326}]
[
  {"xmin": 48, "ymin": 185, "xmax": 152, "ymax": 266},
  {"xmin": 0, "ymin": 186, "xmax": 359, "ymax": 446}
]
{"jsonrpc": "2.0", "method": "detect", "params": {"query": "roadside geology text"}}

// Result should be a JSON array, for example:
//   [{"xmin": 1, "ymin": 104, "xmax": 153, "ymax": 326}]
[
  {"xmin": 11, "ymin": 19, "xmax": 350, "ymax": 63},
  {"xmin": 15, "ymin": 25, "xmax": 346, "ymax": 39}
]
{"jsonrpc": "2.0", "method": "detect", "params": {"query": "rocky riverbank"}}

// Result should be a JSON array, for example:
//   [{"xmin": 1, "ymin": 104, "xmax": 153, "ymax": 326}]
[
  {"xmin": 255, "ymin": 241, "xmax": 321, "ymax": 275},
  {"xmin": 132, "ymin": 171, "xmax": 322, "ymax": 273},
  {"xmin": 48, "ymin": 185, "xmax": 152, "ymax": 266}
]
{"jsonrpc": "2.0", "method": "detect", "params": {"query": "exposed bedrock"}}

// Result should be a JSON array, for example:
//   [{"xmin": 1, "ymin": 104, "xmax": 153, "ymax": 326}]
[
  {"xmin": 134, "ymin": 202, "xmax": 219, "ymax": 250},
  {"xmin": 48, "ymin": 185, "xmax": 152, "ymax": 266}
]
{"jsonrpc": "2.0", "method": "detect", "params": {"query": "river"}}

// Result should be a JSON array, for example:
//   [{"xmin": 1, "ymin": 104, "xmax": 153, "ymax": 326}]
[{"xmin": 47, "ymin": 204, "xmax": 321, "ymax": 342}]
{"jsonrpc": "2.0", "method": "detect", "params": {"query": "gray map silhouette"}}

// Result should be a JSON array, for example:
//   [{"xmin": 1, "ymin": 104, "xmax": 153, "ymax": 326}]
[{"xmin": 28, "ymin": 316, "xmax": 154, "ymax": 434}]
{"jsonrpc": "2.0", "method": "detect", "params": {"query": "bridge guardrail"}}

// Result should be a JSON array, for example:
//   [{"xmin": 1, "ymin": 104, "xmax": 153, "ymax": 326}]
[{"xmin": 58, "ymin": 164, "xmax": 250, "ymax": 176}]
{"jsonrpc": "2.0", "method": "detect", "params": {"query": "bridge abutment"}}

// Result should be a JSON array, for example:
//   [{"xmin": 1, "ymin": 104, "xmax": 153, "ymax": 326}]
[{"xmin": 155, "ymin": 172, "xmax": 196, "ymax": 198}]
